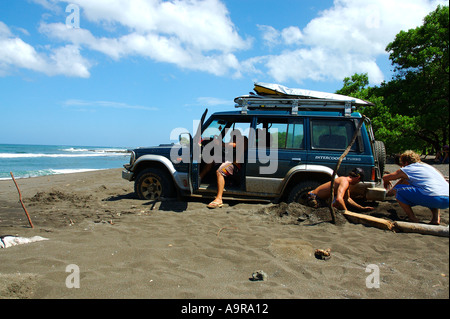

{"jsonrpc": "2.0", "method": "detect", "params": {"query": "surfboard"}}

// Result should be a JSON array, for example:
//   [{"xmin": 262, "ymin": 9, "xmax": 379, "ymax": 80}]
[{"xmin": 253, "ymin": 82, "xmax": 374, "ymax": 106}]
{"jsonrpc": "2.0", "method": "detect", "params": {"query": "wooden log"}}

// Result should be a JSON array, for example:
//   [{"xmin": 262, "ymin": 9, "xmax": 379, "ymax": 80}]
[
  {"xmin": 393, "ymin": 221, "xmax": 449, "ymax": 238},
  {"xmin": 343, "ymin": 210, "xmax": 394, "ymax": 231}
]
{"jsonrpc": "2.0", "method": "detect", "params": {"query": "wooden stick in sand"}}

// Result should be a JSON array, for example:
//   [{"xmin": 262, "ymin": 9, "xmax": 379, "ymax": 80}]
[
  {"xmin": 329, "ymin": 115, "xmax": 366, "ymax": 224},
  {"xmin": 10, "ymin": 172, "xmax": 34, "ymax": 228}
]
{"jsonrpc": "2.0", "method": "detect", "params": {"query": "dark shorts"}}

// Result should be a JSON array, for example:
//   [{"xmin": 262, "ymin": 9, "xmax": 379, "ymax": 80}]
[{"xmin": 394, "ymin": 185, "xmax": 449, "ymax": 209}]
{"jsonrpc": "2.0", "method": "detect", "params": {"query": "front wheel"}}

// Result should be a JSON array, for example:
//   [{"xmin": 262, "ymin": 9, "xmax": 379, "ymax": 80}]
[
  {"xmin": 287, "ymin": 181, "xmax": 322, "ymax": 205},
  {"xmin": 134, "ymin": 168, "xmax": 175, "ymax": 200}
]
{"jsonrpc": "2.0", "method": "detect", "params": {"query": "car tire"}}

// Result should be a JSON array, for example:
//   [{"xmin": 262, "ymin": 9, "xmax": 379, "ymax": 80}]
[
  {"xmin": 287, "ymin": 180, "xmax": 322, "ymax": 205},
  {"xmin": 374, "ymin": 140, "xmax": 386, "ymax": 176},
  {"xmin": 134, "ymin": 168, "xmax": 175, "ymax": 200}
]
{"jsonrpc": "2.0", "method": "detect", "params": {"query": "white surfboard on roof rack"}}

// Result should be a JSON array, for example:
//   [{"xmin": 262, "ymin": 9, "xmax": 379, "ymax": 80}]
[
  {"xmin": 234, "ymin": 82, "xmax": 374, "ymax": 116},
  {"xmin": 252, "ymin": 82, "xmax": 373, "ymax": 106}
]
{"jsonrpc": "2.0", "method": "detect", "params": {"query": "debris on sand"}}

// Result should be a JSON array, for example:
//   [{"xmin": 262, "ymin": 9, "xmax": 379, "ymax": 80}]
[
  {"xmin": 250, "ymin": 270, "xmax": 268, "ymax": 281},
  {"xmin": 314, "ymin": 248, "xmax": 331, "ymax": 260}
]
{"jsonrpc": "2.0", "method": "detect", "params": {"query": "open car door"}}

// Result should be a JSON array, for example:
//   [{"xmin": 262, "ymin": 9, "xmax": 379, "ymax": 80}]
[{"xmin": 189, "ymin": 108, "xmax": 208, "ymax": 192}]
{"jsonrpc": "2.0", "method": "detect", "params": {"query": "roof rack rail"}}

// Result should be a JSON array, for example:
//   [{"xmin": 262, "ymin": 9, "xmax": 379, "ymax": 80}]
[{"xmin": 234, "ymin": 96, "xmax": 355, "ymax": 117}]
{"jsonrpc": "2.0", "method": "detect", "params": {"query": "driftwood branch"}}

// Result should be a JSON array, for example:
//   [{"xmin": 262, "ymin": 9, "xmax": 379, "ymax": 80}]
[
  {"xmin": 10, "ymin": 172, "xmax": 34, "ymax": 228},
  {"xmin": 217, "ymin": 227, "xmax": 238, "ymax": 237},
  {"xmin": 329, "ymin": 115, "xmax": 367, "ymax": 224}
]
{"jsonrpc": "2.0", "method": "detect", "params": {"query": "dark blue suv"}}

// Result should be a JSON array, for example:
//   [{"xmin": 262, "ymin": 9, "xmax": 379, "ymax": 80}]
[{"xmin": 122, "ymin": 83, "xmax": 386, "ymax": 203}]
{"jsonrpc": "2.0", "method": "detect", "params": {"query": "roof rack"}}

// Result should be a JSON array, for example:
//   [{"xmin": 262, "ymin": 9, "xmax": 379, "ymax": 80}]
[{"xmin": 234, "ymin": 95, "xmax": 356, "ymax": 117}]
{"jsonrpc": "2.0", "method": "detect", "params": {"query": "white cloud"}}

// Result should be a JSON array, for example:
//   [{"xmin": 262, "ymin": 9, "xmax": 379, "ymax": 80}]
[
  {"xmin": 264, "ymin": 48, "xmax": 385, "ymax": 84},
  {"xmin": 281, "ymin": 26, "xmax": 303, "ymax": 45},
  {"xmin": 254, "ymin": 0, "xmax": 447, "ymax": 85},
  {"xmin": 258, "ymin": 25, "xmax": 303, "ymax": 47},
  {"xmin": 0, "ymin": 21, "xmax": 90, "ymax": 77},
  {"xmin": 48, "ymin": 45, "xmax": 91, "ymax": 77},
  {"xmin": 1, "ymin": 22, "xmax": 45, "ymax": 74},
  {"xmin": 257, "ymin": 25, "xmax": 280, "ymax": 47},
  {"xmin": 3, "ymin": 0, "xmax": 248, "ymax": 78},
  {"xmin": 2, "ymin": 0, "xmax": 447, "ymax": 83},
  {"xmin": 37, "ymin": 0, "xmax": 248, "ymax": 76},
  {"xmin": 0, "ymin": 21, "xmax": 13, "ymax": 37}
]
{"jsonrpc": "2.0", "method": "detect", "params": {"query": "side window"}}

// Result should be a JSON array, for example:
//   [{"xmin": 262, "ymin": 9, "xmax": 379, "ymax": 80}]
[
  {"xmin": 202, "ymin": 119, "xmax": 228, "ymax": 140},
  {"xmin": 286, "ymin": 123, "xmax": 304, "ymax": 149},
  {"xmin": 256, "ymin": 119, "xmax": 304, "ymax": 149},
  {"xmin": 202, "ymin": 119, "xmax": 251, "ymax": 142},
  {"xmin": 223, "ymin": 121, "xmax": 251, "ymax": 142},
  {"xmin": 201, "ymin": 119, "xmax": 251, "ymax": 164},
  {"xmin": 311, "ymin": 119, "xmax": 357, "ymax": 151}
]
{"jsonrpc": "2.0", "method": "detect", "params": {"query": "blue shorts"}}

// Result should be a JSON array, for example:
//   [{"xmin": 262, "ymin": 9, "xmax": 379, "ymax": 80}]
[{"xmin": 394, "ymin": 185, "xmax": 449, "ymax": 209}]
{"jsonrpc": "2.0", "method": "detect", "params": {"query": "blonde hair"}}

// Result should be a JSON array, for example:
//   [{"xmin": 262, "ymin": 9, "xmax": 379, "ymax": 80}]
[{"xmin": 400, "ymin": 150, "xmax": 421, "ymax": 165}]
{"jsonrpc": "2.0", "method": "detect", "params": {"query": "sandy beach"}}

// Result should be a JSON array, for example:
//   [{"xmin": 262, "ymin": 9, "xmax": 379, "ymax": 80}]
[{"xmin": 0, "ymin": 164, "xmax": 448, "ymax": 300}]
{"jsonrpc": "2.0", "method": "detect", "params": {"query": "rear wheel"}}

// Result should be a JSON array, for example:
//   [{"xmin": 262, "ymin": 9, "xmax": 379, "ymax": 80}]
[
  {"xmin": 134, "ymin": 168, "xmax": 175, "ymax": 200},
  {"xmin": 287, "ymin": 180, "xmax": 322, "ymax": 205}
]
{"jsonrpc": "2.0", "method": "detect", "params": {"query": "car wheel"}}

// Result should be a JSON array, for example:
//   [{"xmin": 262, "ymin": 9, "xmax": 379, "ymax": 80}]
[
  {"xmin": 287, "ymin": 180, "xmax": 322, "ymax": 205},
  {"xmin": 134, "ymin": 168, "xmax": 175, "ymax": 200},
  {"xmin": 374, "ymin": 140, "xmax": 386, "ymax": 176}
]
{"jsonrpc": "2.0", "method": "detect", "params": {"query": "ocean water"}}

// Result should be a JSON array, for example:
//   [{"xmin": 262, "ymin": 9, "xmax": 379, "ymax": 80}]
[{"xmin": 0, "ymin": 144, "xmax": 130, "ymax": 180}]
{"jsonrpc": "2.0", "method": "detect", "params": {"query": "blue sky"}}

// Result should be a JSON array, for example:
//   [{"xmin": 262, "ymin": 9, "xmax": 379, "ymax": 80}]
[{"xmin": 0, "ymin": 0, "xmax": 447, "ymax": 148}]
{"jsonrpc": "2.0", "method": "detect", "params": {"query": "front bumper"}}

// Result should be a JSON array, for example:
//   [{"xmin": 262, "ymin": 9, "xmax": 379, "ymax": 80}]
[{"xmin": 122, "ymin": 169, "xmax": 134, "ymax": 181}]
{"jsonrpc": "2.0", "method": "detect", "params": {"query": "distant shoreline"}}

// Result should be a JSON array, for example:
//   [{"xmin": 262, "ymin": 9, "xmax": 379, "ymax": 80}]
[
  {"xmin": 0, "ymin": 144, "xmax": 129, "ymax": 180},
  {"xmin": 2, "ymin": 167, "xmax": 115, "ymax": 181}
]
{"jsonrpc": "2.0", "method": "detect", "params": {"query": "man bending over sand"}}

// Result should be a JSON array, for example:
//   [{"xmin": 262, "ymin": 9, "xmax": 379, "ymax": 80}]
[{"xmin": 307, "ymin": 168, "xmax": 374, "ymax": 212}]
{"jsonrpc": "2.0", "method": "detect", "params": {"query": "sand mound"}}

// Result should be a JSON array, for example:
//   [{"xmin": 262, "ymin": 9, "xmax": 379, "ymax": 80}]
[
  {"xmin": 29, "ymin": 190, "xmax": 92, "ymax": 206},
  {"xmin": 256, "ymin": 202, "xmax": 347, "ymax": 226}
]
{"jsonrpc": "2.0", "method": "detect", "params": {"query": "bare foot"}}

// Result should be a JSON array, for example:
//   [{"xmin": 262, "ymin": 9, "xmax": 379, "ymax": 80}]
[{"xmin": 430, "ymin": 209, "xmax": 441, "ymax": 225}]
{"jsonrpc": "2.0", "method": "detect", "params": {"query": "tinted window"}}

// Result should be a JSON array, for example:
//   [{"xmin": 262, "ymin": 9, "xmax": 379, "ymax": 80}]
[
  {"xmin": 311, "ymin": 119, "xmax": 357, "ymax": 151},
  {"xmin": 256, "ymin": 119, "xmax": 304, "ymax": 149}
]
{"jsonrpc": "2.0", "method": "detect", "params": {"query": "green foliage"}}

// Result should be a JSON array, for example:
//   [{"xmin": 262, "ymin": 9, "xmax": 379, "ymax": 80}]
[{"xmin": 336, "ymin": 5, "xmax": 449, "ymax": 155}]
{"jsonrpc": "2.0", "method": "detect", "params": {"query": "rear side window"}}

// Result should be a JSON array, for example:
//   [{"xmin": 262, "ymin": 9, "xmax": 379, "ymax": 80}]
[
  {"xmin": 286, "ymin": 123, "xmax": 304, "ymax": 149},
  {"xmin": 256, "ymin": 119, "xmax": 304, "ymax": 149},
  {"xmin": 311, "ymin": 119, "xmax": 358, "ymax": 151}
]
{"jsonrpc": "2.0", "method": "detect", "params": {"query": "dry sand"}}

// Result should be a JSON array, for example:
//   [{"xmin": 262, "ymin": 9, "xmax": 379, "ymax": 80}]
[{"xmin": 0, "ymin": 165, "xmax": 448, "ymax": 300}]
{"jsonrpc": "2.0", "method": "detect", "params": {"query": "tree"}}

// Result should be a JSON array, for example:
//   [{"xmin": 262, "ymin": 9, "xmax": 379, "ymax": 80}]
[
  {"xmin": 335, "ymin": 73, "xmax": 370, "ymax": 98},
  {"xmin": 336, "ymin": 5, "xmax": 449, "ymax": 155},
  {"xmin": 382, "ymin": 5, "xmax": 449, "ymax": 153},
  {"xmin": 336, "ymin": 73, "xmax": 415, "ymax": 154}
]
